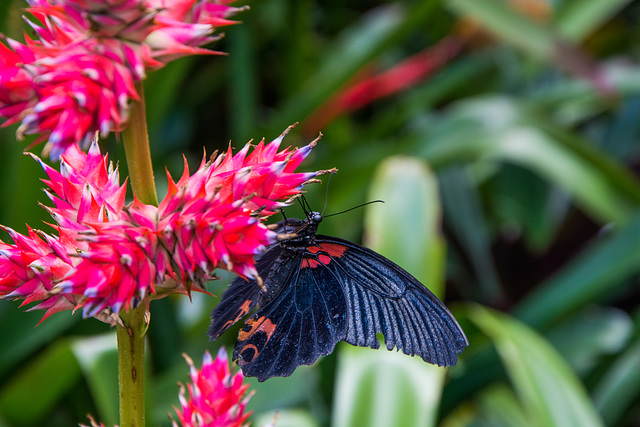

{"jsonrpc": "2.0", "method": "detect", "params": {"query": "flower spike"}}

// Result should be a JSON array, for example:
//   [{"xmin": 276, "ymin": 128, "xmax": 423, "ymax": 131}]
[
  {"xmin": 0, "ymin": 0, "xmax": 248, "ymax": 159},
  {"xmin": 171, "ymin": 349, "xmax": 252, "ymax": 427},
  {"xmin": 0, "ymin": 129, "xmax": 325, "ymax": 321}
]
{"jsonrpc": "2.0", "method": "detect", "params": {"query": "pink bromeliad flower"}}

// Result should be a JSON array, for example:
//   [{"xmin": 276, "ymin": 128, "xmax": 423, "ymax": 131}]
[
  {"xmin": 0, "ymin": 0, "xmax": 246, "ymax": 159},
  {"xmin": 0, "ymin": 127, "xmax": 326, "ymax": 321},
  {"xmin": 171, "ymin": 349, "xmax": 252, "ymax": 427},
  {"xmin": 0, "ymin": 141, "xmax": 125, "ymax": 321},
  {"xmin": 83, "ymin": 348, "xmax": 253, "ymax": 427}
]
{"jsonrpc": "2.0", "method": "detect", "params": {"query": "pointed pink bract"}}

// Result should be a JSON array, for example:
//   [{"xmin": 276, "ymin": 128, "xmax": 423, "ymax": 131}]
[{"xmin": 1, "ymin": 130, "xmax": 323, "ymax": 320}]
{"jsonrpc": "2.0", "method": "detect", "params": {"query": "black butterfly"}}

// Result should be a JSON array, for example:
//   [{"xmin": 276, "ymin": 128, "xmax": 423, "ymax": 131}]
[{"xmin": 208, "ymin": 207, "xmax": 468, "ymax": 382}]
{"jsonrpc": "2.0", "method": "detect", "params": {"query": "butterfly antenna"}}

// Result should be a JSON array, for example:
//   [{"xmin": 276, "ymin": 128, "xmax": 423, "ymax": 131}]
[
  {"xmin": 280, "ymin": 207, "xmax": 289, "ymax": 224},
  {"xmin": 321, "ymin": 171, "xmax": 336, "ymax": 215},
  {"xmin": 323, "ymin": 200, "xmax": 385, "ymax": 218},
  {"xmin": 299, "ymin": 194, "xmax": 310, "ymax": 215}
]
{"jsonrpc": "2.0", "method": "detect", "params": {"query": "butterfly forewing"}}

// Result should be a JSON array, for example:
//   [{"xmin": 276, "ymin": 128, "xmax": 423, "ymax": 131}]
[{"xmin": 312, "ymin": 235, "xmax": 468, "ymax": 367}]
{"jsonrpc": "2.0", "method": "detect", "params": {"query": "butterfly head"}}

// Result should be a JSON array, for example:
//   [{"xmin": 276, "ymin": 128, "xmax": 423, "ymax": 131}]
[
  {"xmin": 308, "ymin": 211, "xmax": 322, "ymax": 225},
  {"xmin": 296, "ymin": 211, "xmax": 322, "ymax": 240}
]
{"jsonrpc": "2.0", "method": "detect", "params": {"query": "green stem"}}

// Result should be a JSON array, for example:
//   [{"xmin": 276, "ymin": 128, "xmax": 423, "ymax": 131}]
[
  {"xmin": 117, "ymin": 82, "xmax": 156, "ymax": 426},
  {"xmin": 116, "ymin": 303, "xmax": 148, "ymax": 427},
  {"xmin": 122, "ymin": 82, "xmax": 158, "ymax": 206}
]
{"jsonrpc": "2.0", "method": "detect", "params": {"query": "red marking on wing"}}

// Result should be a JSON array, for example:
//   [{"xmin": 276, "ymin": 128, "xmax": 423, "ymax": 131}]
[
  {"xmin": 303, "ymin": 242, "xmax": 348, "ymax": 268},
  {"xmin": 308, "ymin": 243, "xmax": 348, "ymax": 258},
  {"xmin": 301, "ymin": 258, "xmax": 321, "ymax": 269},
  {"xmin": 238, "ymin": 316, "xmax": 277, "ymax": 342},
  {"xmin": 318, "ymin": 254, "xmax": 331, "ymax": 265}
]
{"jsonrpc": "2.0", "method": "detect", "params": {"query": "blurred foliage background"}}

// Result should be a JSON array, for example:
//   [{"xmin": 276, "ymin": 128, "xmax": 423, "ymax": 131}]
[{"xmin": 2, "ymin": 0, "xmax": 640, "ymax": 426}]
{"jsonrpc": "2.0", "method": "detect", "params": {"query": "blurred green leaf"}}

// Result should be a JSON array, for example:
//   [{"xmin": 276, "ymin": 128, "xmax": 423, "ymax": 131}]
[
  {"xmin": 419, "ymin": 96, "xmax": 640, "ymax": 224},
  {"xmin": 0, "ymin": 341, "xmax": 81, "ymax": 425},
  {"xmin": 446, "ymin": 0, "xmax": 554, "ymax": 58},
  {"xmin": 245, "ymin": 364, "xmax": 319, "ymax": 413},
  {"xmin": 333, "ymin": 345, "xmax": 444, "ymax": 427},
  {"xmin": 442, "ymin": 384, "xmax": 531, "ymax": 427},
  {"xmin": 71, "ymin": 334, "xmax": 119, "ymax": 427},
  {"xmin": 555, "ymin": 0, "xmax": 633, "ymax": 42},
  {"xmin": 0, "ymin": 306, "xmax": 77, "ymax": 378},
  {"xmin": 484, "ymin": 165, "xmax": 569, "ymax": 252},
  {"xmin": 228, "ymin": 24, "xmax": 258, "ymax": 143},
  {"xmin": 364, "ymin": 156, "xmax": 445, "ymax": 296},
  {"xmin": 468, "ymin": 304, "xmax": 605, "ymax": 427},
  {"xmin": 254, "ymin": 409, "xmax": 319, "ymax": 427},
  {"xmin": 269, "ymin": 0, "xmax": 439, "ymax": 133},
  {"xmin": 439, "ymin": 166, "xmax": 502, "ymax": 302},
  {"xmin": 592, "ymin": 336, "xmax": 640, "ymax": 425},
  {"xmin": 475, "ymin": 384, "xmax": 531, "ymax": 427},
  {"xmin": 515, "ymin": 213, "xmax": 640, "ymax": 329},
  {"xmin": 547, "ymin": 306, "xmax": 632, "ymax": 373}
]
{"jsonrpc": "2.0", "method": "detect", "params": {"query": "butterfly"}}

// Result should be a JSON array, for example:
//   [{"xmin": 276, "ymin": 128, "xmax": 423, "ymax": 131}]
[{"xmin": 208, "ymin": 206, "xmax": 468, "ymax": 382}]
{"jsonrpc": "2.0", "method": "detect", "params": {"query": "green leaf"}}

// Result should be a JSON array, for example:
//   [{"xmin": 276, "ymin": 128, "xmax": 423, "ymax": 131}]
[
  {"xmin": 268, "ymin": 0, "xmax": 440, "ymax": 134},
  {"xmin": 555, "ymin": 0, "xmax": 634, "ymax": 42},
  {"xmin": 445, "ymin": 0, "xmax": 610, "ymax": 84},
  {"xmin": 468, "ymin": 305, "xmax": 605, "ymax": 427},
  {"xmin": 419, "ymin": 96, "xmax": 640, "ymax": 224},
  {"xmin": 446, "ymin": 0, "xmax": 554, "ymax": 59},
  {"xmin": 0, "ymin": 305, "xmax": 77, "ymax": 378},
  {"xmin": 332, "ymin": 345, "xmax": 445, "ymax": 427},
  {"xmin": 0, "ymin": 341, "xmax": 81, "ymax": 425},
  {"xmin": 547, "ymin": 307, "xmax": 632, "ymax": 373},
  {"xmin": 439, "ymin": 166, "xmax": 502, "ymax": 302},
  {"xmin": 71, "ymin": 334, "xmax": 119, "ymax": 427},
  {"xmin": 475, "ymin": 384, "xmax": 531, "ymax": 427},
  {"xmin": 364, "ymin": 156, "xmax": 445, "ymax": 296},
  {"xmin": 442, "ymin": 384, "xmax": 531, "ymax": 427},
  {"xmin": 515, "ymin": 213, "xmax": 640, "ymax": 329},
  {"xmin": 253, "ymin": 409, "xmax": 319, "ymax": 427},
  {"xmin": 592, "ymin": 336, "xmax": 640, "ymax": 425}
]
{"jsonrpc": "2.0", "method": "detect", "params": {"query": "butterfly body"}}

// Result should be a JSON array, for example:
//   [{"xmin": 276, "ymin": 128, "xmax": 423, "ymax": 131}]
[{"xmin": 209, "ymin": 211, "xmax": 468, "ymax": 381}]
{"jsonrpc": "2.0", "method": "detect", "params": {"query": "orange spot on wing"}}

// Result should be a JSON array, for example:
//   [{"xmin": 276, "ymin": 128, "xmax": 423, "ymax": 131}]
[
  {"xmin": 238, "ymin": 344, "xmax": 260, "ymax": 362},
  {"xmin": 238, "ymin": 316, "xmax": 277, "ymax": 343},
  {"xmin": 220, "ymin": 299, "xmax": 253, "ymax": 331}
]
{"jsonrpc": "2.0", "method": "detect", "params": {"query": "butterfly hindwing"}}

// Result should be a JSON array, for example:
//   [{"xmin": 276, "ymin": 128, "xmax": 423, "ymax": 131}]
[
  {"xmin": 233, "ymin": 257, "xmax": 348, "ymax": 381},
  {"xmin": 312, "ymin": 235, "xmax": 468, "ymax": 367}
]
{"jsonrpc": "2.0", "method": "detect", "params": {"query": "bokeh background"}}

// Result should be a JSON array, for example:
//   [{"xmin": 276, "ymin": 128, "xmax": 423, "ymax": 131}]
[{"xmin": 2, "ymin": 0, "xmax": 640, "ymax": 426}]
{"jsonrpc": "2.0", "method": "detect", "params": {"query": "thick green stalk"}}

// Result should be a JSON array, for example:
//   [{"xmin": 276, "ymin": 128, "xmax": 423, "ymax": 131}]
[
  {"xmin": 122, "ymin": 82, "xmax": 158, "ymax": 206},
  {"xmin": 117, "ymin": 82, "xmax": 157, "ymax": 426},
  {"xmin": 116, "ymin": 303, "xmax": 148, "ymax": 427}
]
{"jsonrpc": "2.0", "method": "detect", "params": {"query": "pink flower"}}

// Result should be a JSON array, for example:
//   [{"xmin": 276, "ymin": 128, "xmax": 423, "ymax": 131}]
[
  {"xmin": 171, "ymin": 349, "xmax": 251, "ymax": 427},
  {"xmin": 0, "ymin": 0, "xmax": 246, "ymax": 159},
  {"xmin": 0, "ymin": 226, "xmax": 76, "ymax": 322},
  {"xmin": 19, "ymin": 50, "xmax": 138, "ymax": 159},
  {"xmin": 33, "ymin": 139, "xmax": 127, "ymax": 233},
  {"xmin": 0, "ymin": 140, "xmax": 125, "ymax": 321},
  {"xmin": 1, "ymin": 129, "xmax": 325, "ymax": 320}
]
